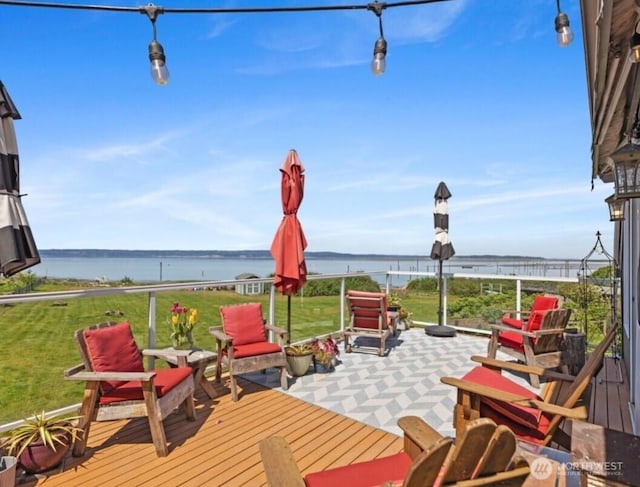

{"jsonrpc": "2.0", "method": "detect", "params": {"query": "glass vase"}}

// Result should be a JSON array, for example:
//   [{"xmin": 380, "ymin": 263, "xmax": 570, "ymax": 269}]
[{"xmin": 171, "ymin": 332, "xmax": 193, "ymax": 350}]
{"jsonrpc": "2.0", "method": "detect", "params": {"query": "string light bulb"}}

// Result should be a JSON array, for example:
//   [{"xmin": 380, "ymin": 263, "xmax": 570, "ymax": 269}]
[
  {"xmin": 142, "ymin": 3, "xmax": 170, "ymax": 86},
  {"xmin": 369, "ymin": 2, "xmax": 387, "ymax": 76},
  {"xmin": 554, "ymin": 0, "xmax": 574, "ymax": 47}
]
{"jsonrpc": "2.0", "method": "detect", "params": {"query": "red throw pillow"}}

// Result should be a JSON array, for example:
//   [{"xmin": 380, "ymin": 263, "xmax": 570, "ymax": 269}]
[
  {"xmin": 220, "ymin": 303, "xmax": 267, "ymax": 346},
  {"xmin": 83, "ymin": 322, "xmax": 144, "ymax": 394}
]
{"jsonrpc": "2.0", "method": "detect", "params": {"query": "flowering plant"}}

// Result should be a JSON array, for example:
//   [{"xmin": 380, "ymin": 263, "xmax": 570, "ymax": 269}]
[
  {"xmin": 168, "ymin": 301, "xmax": 198, "ymax": 349},
  {"xmin": 310, "ymin": 336, "xmax": 340, "ymax": 368}
]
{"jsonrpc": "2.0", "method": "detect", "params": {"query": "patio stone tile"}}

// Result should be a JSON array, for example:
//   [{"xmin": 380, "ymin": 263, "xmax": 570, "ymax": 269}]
[{"xmin": 243, "ymin": 328, "xmax": 530, "ymax": 437}]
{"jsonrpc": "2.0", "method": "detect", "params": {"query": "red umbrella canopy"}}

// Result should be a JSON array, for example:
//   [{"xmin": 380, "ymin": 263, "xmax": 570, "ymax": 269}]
[{"xmin": 270, "ymin": 149, "xmax": 308, "ymax": 296}]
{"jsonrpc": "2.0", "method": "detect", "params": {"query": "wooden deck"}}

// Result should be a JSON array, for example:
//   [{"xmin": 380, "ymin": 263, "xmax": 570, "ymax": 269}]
[
  {"xmin": 16, "ymin": 355, "xmax": 635, "ymax": 486},
  {"xmin": 19, "ymin": 377, "xmax": 403, "ymax": 486}
]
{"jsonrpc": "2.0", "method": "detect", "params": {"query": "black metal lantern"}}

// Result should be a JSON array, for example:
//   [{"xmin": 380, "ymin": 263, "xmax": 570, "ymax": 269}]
[
  {"xmin": 605, "ymin": 194, "xmax": 626, "ymax": 221},
  {"xmin": 610, "ymin": 142, "xmax": 640, "ymax": 198}
]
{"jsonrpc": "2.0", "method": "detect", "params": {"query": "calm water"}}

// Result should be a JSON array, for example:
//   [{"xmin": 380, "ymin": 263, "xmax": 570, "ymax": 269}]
[{"xmin": 30, "ymin": 255, "xmax": 596, "ymax": 284}]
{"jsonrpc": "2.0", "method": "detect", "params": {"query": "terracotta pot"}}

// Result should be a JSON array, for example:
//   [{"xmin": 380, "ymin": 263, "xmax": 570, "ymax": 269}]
[{"xmin": 18, "ymin": 434, "xmax": 71, "ymax": 474}]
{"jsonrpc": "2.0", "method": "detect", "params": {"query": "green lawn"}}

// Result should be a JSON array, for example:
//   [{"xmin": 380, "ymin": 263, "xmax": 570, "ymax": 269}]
[{"xmin": 0, "ymin": 283, "xmax": 443, "ymax": 424}]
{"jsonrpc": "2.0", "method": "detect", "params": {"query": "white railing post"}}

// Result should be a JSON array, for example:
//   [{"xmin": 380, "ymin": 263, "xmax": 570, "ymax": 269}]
[
  {"xmin": 516, "ymin": 279, "xmax": 522, "ymax": 320},
  {"xmin": 340, "ymin": 277, "xmax": 346, "ymax": 332},
  {"xmin": 269, "ymin": 284, "xmax": 276, "ymax": 342},
  {"xmin": 147, "ymin": 291, "xmax": 157, "ymax": 369}
]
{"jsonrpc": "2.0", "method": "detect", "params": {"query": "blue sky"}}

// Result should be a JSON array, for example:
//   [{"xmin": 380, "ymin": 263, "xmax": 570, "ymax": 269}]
[{"xmin": 1, "ymin": 0, "xmax": 613, "ymax": 259}]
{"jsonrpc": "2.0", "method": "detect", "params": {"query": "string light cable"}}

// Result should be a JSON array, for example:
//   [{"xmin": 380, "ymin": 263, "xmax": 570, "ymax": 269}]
[{"xmin": 0, "ymin": 0, "xmax": 570, "ymax": 83}]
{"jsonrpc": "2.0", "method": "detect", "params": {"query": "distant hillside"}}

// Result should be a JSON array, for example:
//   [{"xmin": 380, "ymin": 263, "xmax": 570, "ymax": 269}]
[{"xmin": 39, "ymin": 249, "xmax": 546, "ymax": 260}]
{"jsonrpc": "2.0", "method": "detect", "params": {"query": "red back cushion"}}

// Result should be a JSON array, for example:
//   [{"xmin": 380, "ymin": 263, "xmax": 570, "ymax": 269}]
[
  {"xmin": 526, "ymin": 310, "xmax": 547, "ymax": 332},
  {"xmin": 83, "ymin": 322, "xmax": 144, "ymax": 394},
  {"xmin": 531, "ymin": 295, "xmax": 559, "ymax": 313},
  {"xmin": 220, "ymin": 303, "xmax": 266, "ymax": 346},
  {"xmin": 347, "ymin": 290, "xmax": 389, "ymax": 309}
]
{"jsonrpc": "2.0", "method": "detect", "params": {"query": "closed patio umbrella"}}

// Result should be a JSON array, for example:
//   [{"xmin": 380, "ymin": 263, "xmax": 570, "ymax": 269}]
[
  {"xmin": 270, "ymin": 149, "xmax": 307, "ymax": 343},
  {"xmin": 426, "ymin": 181, "xmax": 455, "ymax": 337},
  {"xmin": 0, "ymin": 81, "xmax": 40, "ymax": 277}
]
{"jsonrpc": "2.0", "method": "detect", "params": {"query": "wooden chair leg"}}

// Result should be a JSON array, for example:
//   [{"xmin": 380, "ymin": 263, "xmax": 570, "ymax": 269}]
[
  {"xmin": 142, "ymin": 381, "xmax": 169, "ymax": 457},
  {"xmin": 522, "ymin": 343, "xmax": 540, "ymax": 387},
  {"xmin": 487, "ymin": 332, "xmax": 499, "ymax": 358},
  {"xmin": 280, "ymin": 366, "xmax": 289, "ymax": 391},
  {"xmin": 73, "ymin": 382, "xmax": 99, "ymax": 457},
  {"xmin": 183, "ymin": 395, "xmax": 196, "ymax": 421},
  {"xmin": 230, "ymin": 374, "xmax": 239, "ymax": 402}
]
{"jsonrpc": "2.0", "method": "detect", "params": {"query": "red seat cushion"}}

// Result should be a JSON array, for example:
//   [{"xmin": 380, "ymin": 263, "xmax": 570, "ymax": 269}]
[
  {"xmin": 304, "ymin": 452, "xmax": 411, "ymax": 487},
  {"xmin": 99, "ymin": 367, "xmax": 192, "ymax": 405},
  {"xmin": 497, "ymin": 331, "xmax": 525, "ymax": 352},
  {"xmin": 461, "ymin": 366, "xmax": 548, "ymax": 433},
  {"xmin": 220, "ymin": 303, "xmax": 266, "ymax": 345},
  {"xmin": 232, "ymin": 341, "xmax": 283, "ymax": 359},
  {"xmin": 501, "ymin": 316, "xmax": 523, "ymax": 329},
  {"xmin": 83, "ymin": 322, "xmax": 144, "ymax": 394}
]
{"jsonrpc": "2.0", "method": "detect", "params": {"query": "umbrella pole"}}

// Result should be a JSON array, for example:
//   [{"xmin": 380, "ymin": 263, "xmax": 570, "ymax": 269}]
[
  {"xmin": 287, "ymin": 295, "xmax": 291, "ymax": 345},
  {"xmin": 438, "ymin": 259, "xmax": 444, "ymax": 326}
]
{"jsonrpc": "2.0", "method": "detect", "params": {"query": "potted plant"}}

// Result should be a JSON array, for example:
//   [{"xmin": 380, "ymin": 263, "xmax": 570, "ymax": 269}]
[
  {"xmin": 310, "ymin": 336, "xmax": 340, "ymax": 372},
  {"xmin": 387, "ymin": 295, "xmax": 413, "ymax": 329},
  {"xmin": 0, "ymin": 411, "xmax": 81, "ymax": 474},
  {"xmin": 285, "ymin": 343, "xmax": 314, "ymax": 377}
]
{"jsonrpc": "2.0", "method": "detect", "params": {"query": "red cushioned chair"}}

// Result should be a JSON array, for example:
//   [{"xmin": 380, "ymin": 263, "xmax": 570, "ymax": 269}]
[
  {"xmin": 501, "ymin": 294, "xmax": 562, "ymax": 330},
  {"xmin": 488, "ymin": 308, "xmax": 572, "ymax": 387},
  {"xmin": 64, "ymin": 321, "xmax": 196, "ymax": 457},
  {"xmin": 441, "ymin": 323, "xmax": 617, "ymax": 450},
  {"xmin": 260, "ymin": 416, "xmax": 530, "ymax": 487},
  {"xmin": 211, "ymin": 303, "xmax": 288, "ymax": 402},
  {"xmin": 344, "ymin": 290, "xmax": 397, "ymax": 357}
]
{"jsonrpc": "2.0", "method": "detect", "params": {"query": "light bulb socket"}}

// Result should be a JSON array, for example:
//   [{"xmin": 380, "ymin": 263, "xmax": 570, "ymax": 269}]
[
  {"xmin": 373, "ymin": 37, "xmax": 387, "ymax": 57},
  {"xmin": 148, "ymin": 39, "xmax": 166, "ymax": 63},
  {"xmin": 555, "ymin": 12, "xmax": 570, "ymax": 33},
  {"xmin": 630, "ymin": 32, "xmax": 640, "ymax": 63}
]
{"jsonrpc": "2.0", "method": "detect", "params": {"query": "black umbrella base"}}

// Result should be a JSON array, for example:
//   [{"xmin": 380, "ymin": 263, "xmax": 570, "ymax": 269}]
[{"xmin": 424, "ymin": 325, "xmax": 457, "ymax": 338}]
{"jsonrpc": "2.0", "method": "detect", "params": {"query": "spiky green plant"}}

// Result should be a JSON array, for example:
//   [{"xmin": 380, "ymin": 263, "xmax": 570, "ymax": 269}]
[{"xmin": 0, "ymin": 411, "xmax": 82, "ymax": 457}]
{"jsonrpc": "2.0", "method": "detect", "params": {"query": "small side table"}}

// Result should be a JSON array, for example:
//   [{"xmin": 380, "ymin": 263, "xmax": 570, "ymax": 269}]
[{"xmin": 155, "ymin": 348, "xmax": 218, "ymax": 399}]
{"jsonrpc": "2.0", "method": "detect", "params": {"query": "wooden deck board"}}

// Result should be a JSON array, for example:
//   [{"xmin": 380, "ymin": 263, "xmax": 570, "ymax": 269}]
[
  {"xmin": 20, "ymin": 377, "xmax": 403, "ymax": 486},
  {"xmin": 588, "ymin": 356, "xmax": 633, "ymax": 434}
]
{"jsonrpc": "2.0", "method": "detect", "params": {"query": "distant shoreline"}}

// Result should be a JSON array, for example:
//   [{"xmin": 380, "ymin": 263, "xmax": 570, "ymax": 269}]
[{"xmin": 38, "ymin": 249, "xmax": 569, "ymax": 261}]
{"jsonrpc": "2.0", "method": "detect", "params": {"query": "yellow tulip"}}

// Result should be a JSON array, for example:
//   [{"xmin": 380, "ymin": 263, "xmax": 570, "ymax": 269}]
[{"xmin": 171, "ymin": 314, "xmax": 179, "ymax": 325}]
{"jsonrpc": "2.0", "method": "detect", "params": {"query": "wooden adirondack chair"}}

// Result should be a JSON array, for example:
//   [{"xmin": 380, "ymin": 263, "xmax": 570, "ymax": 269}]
[
  {"xmin": 488, "ymin": 308, "xmax": 573, "ymax": 387},
  {"xmin": 211, "ymin": 303, "xmax": 288, "ymax": 402},
  {"xmin": 64, "ymin": 321, "xmax": 196, "ymax": 457},
  {"xmin": 260, "ymin": 416, "xmax": 530, "ymax": 487},
  {"xmin": 344, "ymin": 290, "xmax": 397, "ymax": 357},
  {"xmin": 441, "ymin": 323, "xmax": 617, "ymax": 450}
]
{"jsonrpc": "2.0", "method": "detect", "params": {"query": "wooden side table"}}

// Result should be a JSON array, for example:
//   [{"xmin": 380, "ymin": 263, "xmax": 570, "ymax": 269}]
[
  {"xmin": 571, "ymin": 420, "xmax": 639, "ymax": 486},
  {"xmin": 155, "ymin": 348, "xmax": 218, "ymax": 399}
]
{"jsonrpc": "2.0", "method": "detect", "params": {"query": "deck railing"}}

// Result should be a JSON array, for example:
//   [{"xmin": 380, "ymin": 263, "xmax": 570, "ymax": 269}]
[{"xmin": 0, "ymin": 269, "xmax": 582, "ymax": 431}]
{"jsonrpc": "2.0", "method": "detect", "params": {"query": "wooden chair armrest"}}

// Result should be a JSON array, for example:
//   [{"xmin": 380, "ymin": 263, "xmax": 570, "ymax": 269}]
[
  {"xmin": 65, "ymin": 370, "xmax": 156, "ymax": 382},
  {"xmin": 259, "ymin": 437, "xmax": 305, "ymax": 487},
  {"xmin": 265, "ymin": 324, "xmax": 287, "ymax": 336},
  {"xmin": 142, "ymin": 348, "xmax": 192, "ymax": 358},
  {"xmin": 470, "ymin": 356, "xmax": 547, "ymax": 377},
  {"xmin": 528, "ymin": 401, "xmax": 588, "ymax": 419},
  {"xmin": 209, "ymin": 326, "xmax": 232, "ymax": 342},
  {"xmin": 490, "ymin": 324, "xmax": 536, "ymax": 338},
  {"xmin": 470, "ymin": 356, "xmax": 577, "ymax": 382},
  {"xmin": 398, "ymin": 416, "xmax": 443, "ymax": 459}
]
